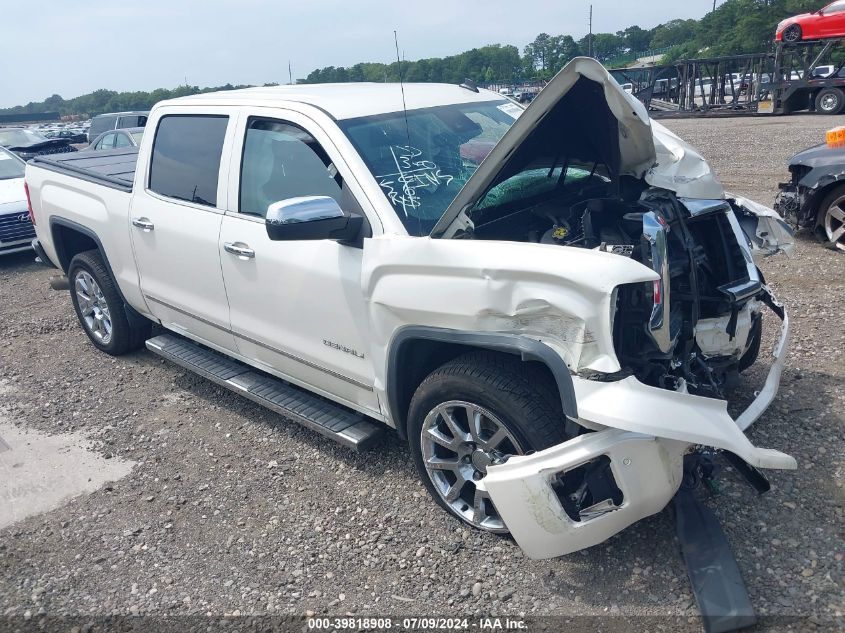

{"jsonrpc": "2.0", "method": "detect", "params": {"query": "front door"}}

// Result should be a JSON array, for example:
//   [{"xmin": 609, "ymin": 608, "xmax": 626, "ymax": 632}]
[
  {"xmin": 218, "ymin": 112, "xmax": 380, "ymax": 415},
  {"xmin": 130, "ymin": 111, "xmax": 238, "ymax": 352},
  {"xmin": 820, "ymin": 1, "xmax": 845, "ymax": 37}
]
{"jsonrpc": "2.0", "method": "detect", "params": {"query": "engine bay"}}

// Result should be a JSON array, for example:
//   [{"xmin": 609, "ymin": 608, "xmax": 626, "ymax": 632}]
[{"xmin": 466, "ymin": 171, "xmax": 765, "ymax": 400}]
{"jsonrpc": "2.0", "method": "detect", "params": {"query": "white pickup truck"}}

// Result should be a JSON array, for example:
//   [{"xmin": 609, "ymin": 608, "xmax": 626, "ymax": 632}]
[{"xmin": 26, "ymin": 58, "xmax": 797, "ymax": 559}]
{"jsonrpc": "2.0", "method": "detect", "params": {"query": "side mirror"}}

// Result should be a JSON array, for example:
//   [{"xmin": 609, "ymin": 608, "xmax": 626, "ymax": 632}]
[{"xmin": 265, "ymin": 196, "xmax": 363, "ymax": 242}]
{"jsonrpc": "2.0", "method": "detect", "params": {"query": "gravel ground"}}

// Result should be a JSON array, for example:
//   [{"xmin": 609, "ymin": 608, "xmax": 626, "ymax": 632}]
[{"xmin": 0, "ymin": 114, "xmax": 843, "ymax": 632}]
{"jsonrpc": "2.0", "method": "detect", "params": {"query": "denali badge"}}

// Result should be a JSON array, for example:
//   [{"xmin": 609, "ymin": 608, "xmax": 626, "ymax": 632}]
[{"xmin": 323, "ymin": 339, "xmax": 364, "ymax": 359}]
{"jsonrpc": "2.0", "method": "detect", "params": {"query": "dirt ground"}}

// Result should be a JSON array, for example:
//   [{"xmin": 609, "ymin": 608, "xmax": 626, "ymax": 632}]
[{"xmin": 0, "ymin": 114, "xmax": 843, "ymax": 632}]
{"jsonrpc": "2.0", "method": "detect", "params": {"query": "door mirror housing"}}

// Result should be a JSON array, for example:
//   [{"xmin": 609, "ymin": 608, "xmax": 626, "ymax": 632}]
[{"xmin": 265, "ymin": 196, "xmax": 363, "ymax": 242}]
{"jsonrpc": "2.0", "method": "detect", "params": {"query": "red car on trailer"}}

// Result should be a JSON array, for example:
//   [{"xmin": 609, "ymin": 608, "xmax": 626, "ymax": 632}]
[{"xmin": 777, "ymin": 1, "xmax": 845, "ymax": 42}]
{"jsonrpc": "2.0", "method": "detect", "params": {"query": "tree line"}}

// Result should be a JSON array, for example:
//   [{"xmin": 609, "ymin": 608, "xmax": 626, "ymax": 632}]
[{"xmin": 0, "ymin": 0, "xmax": 828, "ymax": 117}]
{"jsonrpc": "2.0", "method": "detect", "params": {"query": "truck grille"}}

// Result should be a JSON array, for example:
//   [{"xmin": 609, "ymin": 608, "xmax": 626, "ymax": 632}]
[{"xmin": 0, "ymin": 211, "xmax": 35, "ymax": 244}]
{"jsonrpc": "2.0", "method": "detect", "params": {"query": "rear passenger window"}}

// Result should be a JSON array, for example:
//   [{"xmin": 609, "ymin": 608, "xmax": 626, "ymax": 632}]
[
  {"xmin": 98, "ymin": 133, "xmax": 116, "ymax": 150},
  {"xmin": 239, "ymin": 118, "xmax": 342, "ymax": 217},
  {"xmin": 149, "ymin": 115, "xmax": 228, "ymax": 207},
  {"xmin": 114, "ymin": 133, "xmax": 132, "ymax": 148}
]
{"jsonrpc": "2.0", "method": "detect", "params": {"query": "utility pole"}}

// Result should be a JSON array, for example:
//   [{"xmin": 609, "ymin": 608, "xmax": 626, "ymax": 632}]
[
  {"xmin": 288, "ymin": 61, "xmax": 293, "ymax": 85},
  {"xmin": 713, "ymin": 0, "xmax": 717, "ymax": 11},
  {"xmin": 588, "ymin": 5, "xmax": 593, "ymax": 58}
]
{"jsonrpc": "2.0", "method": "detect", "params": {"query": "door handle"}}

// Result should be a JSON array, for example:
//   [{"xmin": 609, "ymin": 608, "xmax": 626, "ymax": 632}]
[
  {"xmin": 132, "ymin": 217, "xmax": 155, "ymax": 232},
  {"xmin": 224, "ymin": 242, "xmax": 255, "ymax": 259}
]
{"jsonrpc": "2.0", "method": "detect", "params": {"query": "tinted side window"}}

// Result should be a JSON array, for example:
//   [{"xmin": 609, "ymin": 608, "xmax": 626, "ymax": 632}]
[
  {"xmin": 149, "ymin": 115, "xmax": 228, "ymax": 207},
  {"xmin": 239, "ymin": 119, "xmax": 342, "ymax": 217},
  {"xmin": 119, "ymin": 115, "xmax": 147, "ymax": 128},
  {"xmin": 90, "ymin": 116, "xmax": 116, "ymax": 138},
  {"xmin": 114, "ymin": 133, "xmax": 132, "ymax": 148}
]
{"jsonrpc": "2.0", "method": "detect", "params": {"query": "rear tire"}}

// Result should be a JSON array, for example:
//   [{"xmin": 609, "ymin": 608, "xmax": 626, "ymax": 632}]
[
  {"xmin": 68, "ymin": 250, "xmax": 150, "ymax": 355},
  {"xmin": 407, "ymin": 351, "xmax": 569, "ymax": 533},
  {"xmin": 815, "ymin": 87, "xmax": 845, "ymax": 115}
]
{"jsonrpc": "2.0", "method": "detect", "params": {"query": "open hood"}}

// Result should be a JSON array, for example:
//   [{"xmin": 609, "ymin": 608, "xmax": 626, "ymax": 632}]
[{"xmin": 432, "ymin": 57, "xmax": 724, "ymax": 238}]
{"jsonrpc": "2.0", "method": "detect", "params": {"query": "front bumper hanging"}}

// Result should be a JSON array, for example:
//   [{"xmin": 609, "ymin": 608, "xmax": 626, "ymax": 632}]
[{"xmin": 485, "ymin": 292, "xmax": 794, "ymax": 560}]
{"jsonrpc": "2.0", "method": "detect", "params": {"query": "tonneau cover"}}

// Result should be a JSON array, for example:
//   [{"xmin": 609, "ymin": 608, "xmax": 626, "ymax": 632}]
[{"xmin": 29, "ymin": 147, "xmax": 138, "ymax": 192}]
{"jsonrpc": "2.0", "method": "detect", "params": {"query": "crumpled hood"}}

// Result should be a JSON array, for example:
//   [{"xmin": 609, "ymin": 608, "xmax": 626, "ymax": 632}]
[
  {"xmin": 433, "ymin": 57, "xmax": 724, "ymax": 237},
  {"xmin": 649, "ymin": 120, "xmax": 725, "ymax": 199}
]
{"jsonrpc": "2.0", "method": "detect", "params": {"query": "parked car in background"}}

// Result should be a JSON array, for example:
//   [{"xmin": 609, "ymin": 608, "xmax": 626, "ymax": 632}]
[
  {"xmin": 0, "ymin": 146, "xmax": 35, "ymax": 255},
  {"xmin": 51, "ymin": 129, "xmax": 89, "ymax": 144},
  {"xmin": 775, "ymin": 135, "xmax": 845, "ymax": 251},
  {"xmin": 776, "ymin": 1, "xmax": 845, "ymax": 42},
  {"xmin": 811, "ymin": 64, "xmax": 836, "ymax": 78},
  {"xmin": 0, "ymin": 127, "xmax": 78, "ymax": 161},
  {"xmin": 87, "ymin": 111, "xmax": 149, "ymax": 144},
  {"xmin": 25, "ymin": 58, "xmax": 796, "ymax": 559},
  {"xmin": 87, "ymin": 127, "xmax": 144, "ymax": 151}
]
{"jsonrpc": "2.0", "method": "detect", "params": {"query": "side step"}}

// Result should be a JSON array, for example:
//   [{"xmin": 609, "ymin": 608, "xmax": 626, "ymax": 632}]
[
  {"xmin": 146, "ymin": 334, "xmax": 383, "ymax": 451},
  {"xmin": 673, "ymin": 487, "xmax": 757, "ymax": 633}
]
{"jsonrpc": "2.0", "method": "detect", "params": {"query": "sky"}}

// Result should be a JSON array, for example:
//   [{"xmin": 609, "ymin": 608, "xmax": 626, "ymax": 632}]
[{"xmin": 0, "ymin": 0, "xmax": 717, "ymax": 108}]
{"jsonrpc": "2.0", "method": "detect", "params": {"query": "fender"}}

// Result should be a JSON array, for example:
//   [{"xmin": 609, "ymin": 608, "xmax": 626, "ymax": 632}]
[
  {"xmin": 48, "ymin": 216, "xmax": 148, "ymax": 329},
  {"xmin": 387, "ymin": 326, "xmax": 578, "ymax": 438}
]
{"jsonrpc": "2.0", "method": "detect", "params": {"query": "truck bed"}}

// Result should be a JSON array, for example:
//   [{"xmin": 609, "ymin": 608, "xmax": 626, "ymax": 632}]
[{"xmin": 29, "ymin": 147, "xmax": 138, "ymax": 193}]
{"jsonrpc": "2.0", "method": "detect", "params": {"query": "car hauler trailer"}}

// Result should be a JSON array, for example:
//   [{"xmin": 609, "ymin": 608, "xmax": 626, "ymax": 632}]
[{"xmin": 610, "ymin": 38, "xmax": 845, "ymax": 117}]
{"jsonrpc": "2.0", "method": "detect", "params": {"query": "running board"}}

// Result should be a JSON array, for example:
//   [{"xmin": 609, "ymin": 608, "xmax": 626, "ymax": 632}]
[
  {"xmin": 145, "ymin": 334, "xmax": 383, "ymax": 451},
  {"xmin": 673, "ymin": 487, "xmax": 757, "ymax": 633}
]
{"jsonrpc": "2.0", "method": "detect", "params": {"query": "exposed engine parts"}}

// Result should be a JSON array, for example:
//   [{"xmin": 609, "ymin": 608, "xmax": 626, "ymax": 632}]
[{"xmin": 470, "ymin": 177, "xmax": 766, "ymax": 399}]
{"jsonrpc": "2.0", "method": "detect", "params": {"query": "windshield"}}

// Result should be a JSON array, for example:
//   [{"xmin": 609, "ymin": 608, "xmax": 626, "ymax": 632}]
[
  {"xmin": 130, "ymin": 130, "xmax": 145, "ymax": 145},
  {"xmin": 0, "ymin": 128, "xmax": 48, "ymax": 148},
  {"xmin": 0, "ymin": 147, "xmax": 26, "ymax": 180},
  {"xmin": 339, "ymin": 100, "xmax": 520, "ymax": 235}
]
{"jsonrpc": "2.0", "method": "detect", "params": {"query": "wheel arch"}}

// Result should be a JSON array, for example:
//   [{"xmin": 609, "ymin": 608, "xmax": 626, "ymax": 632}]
[
  {"xmin": 50, "ymin": 217, "xmax": 148, "ymax": 328},
  {"xmin": 803, "ymin": 178, "xmax": 845, "ymax": 227},
  {"xmin": 386, "ymin": 326, "xmax": 578, "ymax": 440}
]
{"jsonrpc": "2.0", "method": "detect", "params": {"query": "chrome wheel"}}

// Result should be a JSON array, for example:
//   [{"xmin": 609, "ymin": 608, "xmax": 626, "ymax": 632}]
[
  {"xmin": 420, "ymin": 400, "xmax": 523, "ymax": 532},
  {"xmin": 821, "ymin": 93, "xmax": 840, "ymax": 113},
  {"xmin": 74, "ymin": 270, "xmax": 113, "ymax": 344},
  {"xmin": 824, "ymin": 196, "xmax": 845, "ymax": 251}
]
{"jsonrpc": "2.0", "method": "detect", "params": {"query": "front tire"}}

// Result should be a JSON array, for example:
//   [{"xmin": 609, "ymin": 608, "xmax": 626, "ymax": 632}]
[
  {"xmin": 782, "ymin": 24, "xmax": 802, "ymax": 43},
  {"xmin": 68, "ymin": 250, "xmax": 150, "ymax": 355},
  {"xmin": 408, "ymin": 352, "xmax": 569, "ymax": 533},
  {"xmin": 816, "ymin": 185, "xmax": 845, "ymax": 251}
]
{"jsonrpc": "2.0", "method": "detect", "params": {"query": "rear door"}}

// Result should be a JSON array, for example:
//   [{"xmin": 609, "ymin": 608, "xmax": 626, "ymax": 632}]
[{"xmin": 130, "ymin": 109, "xmax": 239, "ymax": 352}]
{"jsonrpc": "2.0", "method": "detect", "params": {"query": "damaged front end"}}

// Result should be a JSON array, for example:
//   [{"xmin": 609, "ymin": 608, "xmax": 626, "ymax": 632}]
[
  {"xmin": 612, "ymin": 194, "xmax": 787, "ymax": 401},
  {"xmin": 423, "ymin": 58, "xmax": 796, "ymax": 559},
  {"xmin": 774, "ymin": 142, "xmax": 845, "ymax": 229}
]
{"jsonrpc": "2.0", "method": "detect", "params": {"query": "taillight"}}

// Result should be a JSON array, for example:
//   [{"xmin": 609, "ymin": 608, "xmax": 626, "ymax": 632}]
[{"xmin": 24, "ymin": 181, "xmax": 35, "ymax": 225}]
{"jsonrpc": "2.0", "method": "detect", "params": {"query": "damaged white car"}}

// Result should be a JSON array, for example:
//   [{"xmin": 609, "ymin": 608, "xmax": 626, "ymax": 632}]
[{"xmin": 25, "ymin": 57, "xmax": 795, "ymax": 560}]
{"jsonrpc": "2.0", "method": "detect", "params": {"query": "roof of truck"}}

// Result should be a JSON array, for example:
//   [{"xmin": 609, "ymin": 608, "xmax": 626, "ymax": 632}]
[{"xmin": 166, "ymin": 83, "xmax": 506, "ymax": 120}]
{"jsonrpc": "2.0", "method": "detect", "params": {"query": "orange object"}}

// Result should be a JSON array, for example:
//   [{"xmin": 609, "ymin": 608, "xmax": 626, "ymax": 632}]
[{"xmin": 826, "ymin": 126, "xmax": 845, "ymax": 148}]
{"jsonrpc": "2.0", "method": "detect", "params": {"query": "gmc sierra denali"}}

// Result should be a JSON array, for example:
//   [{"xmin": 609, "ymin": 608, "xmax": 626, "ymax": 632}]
[{"xmin": 25, "ymin": 58, "xmax": 796, "ymax": 559}]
